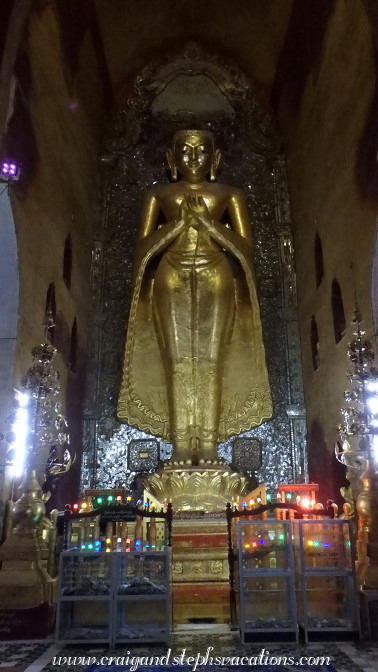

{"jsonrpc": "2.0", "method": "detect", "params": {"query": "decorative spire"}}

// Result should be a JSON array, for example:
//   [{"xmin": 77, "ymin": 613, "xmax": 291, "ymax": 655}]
[
  {"xmin": 6, "ymin": 307, "xmax": 72, "ymax": 478},
  {"xmin": 339, "ymin": 306, "xmax": 378, "ymax": 454}
]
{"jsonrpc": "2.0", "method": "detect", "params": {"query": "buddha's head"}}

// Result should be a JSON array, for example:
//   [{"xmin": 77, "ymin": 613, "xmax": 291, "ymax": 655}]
[{"xmin": 167, "ymin": 129, "xmax": 221, "ymax": 183}]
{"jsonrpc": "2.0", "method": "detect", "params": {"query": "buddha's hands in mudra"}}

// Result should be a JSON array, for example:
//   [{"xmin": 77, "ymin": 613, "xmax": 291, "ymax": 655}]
[{"xmin": 178, "ymin": 193, "xmax": 214, "ymax": 231}]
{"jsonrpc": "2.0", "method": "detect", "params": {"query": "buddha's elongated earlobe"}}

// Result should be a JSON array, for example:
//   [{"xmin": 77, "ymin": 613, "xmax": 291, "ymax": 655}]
[
  {"xmin": 210, "ymin": 148, "xmax": 221, "ymax": 182},
  {"xmin": 166, "ymin": 149, "xmax": 178, "ymax": 181}
]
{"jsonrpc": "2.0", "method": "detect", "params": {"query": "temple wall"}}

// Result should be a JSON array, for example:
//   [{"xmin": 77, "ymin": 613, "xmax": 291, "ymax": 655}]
[
  {"xmin": 0, "ymin": 2, "xmax": 108, "ymax": 505},
  {"xmin": 273, "ymin": 0, "xmax": 378, "ymax": 496}
]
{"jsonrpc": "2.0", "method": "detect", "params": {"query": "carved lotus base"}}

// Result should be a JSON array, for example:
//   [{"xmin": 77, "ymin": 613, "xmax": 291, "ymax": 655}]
[{"xmin": 144, "ymin": 466, "xmax": 248, "ymax": 511}]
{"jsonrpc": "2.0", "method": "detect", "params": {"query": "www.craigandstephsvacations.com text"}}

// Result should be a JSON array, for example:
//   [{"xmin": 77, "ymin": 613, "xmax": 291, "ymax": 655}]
[{"xmin": 52, "ymin": 647, "xmax": 331, "ymax": 670}]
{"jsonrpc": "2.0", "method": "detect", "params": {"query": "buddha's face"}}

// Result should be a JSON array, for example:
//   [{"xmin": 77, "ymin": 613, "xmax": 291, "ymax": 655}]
[{"xmin": 169, "ymin": 131, "xmax": 219, "ymax": 183}]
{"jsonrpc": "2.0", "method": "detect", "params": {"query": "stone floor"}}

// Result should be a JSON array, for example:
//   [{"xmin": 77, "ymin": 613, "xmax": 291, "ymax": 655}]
[{"xmin": 0, "ymin": 628, "xmax": 377, "ymax": 672}]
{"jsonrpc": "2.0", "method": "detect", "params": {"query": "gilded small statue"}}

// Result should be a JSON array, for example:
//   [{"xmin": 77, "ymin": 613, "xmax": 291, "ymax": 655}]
[{"xmin": 118, "ymin": 130, "xmax": 272, "ymax": 464}]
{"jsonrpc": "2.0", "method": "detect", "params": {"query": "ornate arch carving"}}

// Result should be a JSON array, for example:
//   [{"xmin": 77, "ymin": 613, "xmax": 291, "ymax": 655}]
[{"xmin": 104, "ymin": 42, "xmax": 281, "ymax": 157}]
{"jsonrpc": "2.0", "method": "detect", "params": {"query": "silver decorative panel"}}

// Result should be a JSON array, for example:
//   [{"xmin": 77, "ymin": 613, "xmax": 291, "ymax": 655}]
[
  {"xmin": 128, "ymin": 439, "xmax": 159, "ymax": 472},
  {"xmin": 232, "ymin": 437, "xmax": 262, "ymax": 472}
]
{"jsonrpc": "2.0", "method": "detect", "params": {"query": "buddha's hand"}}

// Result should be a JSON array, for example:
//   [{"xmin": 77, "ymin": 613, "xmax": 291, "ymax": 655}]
[
  {"xmin": 176, "ymin": 196, "xmax": 199, "ymax": 230},
  {"xmin": 184, "ymin": 193, "xmax": 214, "ymax": 231},
  {"xmin": 176, "ymin": 199, "xmax": 191, "ymax": 229}
]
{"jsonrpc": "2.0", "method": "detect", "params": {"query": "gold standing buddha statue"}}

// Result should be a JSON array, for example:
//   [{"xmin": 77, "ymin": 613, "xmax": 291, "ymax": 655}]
[{"xmin": 117, "ymin": 130, "xmax": 272, "ymax": 464}]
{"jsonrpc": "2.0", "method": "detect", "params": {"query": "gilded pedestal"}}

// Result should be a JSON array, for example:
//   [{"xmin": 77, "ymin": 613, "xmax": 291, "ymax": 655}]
[
  {"xmin": 144, "ymin": 465, "xmax": 247, "ymax": 623},
  {"xmin": 170, "ymin": 516, "xmax": 230, "ymax": 623},
  {"xmin": 144, "ymin": 465, "xmax": 248, "ymax": 512}
]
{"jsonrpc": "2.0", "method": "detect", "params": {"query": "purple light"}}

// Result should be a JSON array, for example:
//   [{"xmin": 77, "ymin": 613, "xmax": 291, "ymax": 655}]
[{"xmin": 1, "ymin": 160, "xmax": 20, "ymax": 181}]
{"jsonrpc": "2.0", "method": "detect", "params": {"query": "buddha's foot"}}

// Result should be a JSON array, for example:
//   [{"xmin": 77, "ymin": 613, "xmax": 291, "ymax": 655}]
[
  {"xmin": 198, "ymin": 458, "xmax": 226, "ymax": 467},
  {"xmin": 166, "ymin": 458, "xmax": 192, "ymax": 467}
]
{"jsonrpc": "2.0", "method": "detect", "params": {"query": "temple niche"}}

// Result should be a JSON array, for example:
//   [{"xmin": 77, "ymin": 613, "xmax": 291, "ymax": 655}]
[{"xmin": 81, "ymin": 44, "xmax": 307, "ymax": 499}]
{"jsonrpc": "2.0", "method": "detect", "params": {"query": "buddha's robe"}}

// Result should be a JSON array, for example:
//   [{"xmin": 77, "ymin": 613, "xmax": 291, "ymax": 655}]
[{"xmin": 117, "ymin": 210, "xmax": 272, "ymax": 445}]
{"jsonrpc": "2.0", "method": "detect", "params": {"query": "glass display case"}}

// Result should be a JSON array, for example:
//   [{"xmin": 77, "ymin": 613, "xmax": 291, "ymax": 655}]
[
  {"xmin": 113, "ymin": 551, "xmax": 171, "ymax": 643},
  {"xmin": 237, "ymin": 520, "xmax": 297, "ymax": 642},
  {"xmin": 292, "ymin": 520, "xmax": 360, "ymax": 642},
  {"xmin": 56, "ymin": 550, "xmax": 112, "ymax": 644},
  {"xmin": 56, "ymin": 549, "xmax": 171, "ymax": 645}
]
